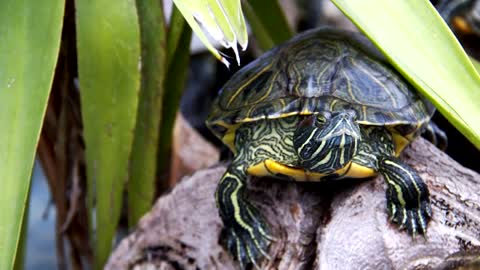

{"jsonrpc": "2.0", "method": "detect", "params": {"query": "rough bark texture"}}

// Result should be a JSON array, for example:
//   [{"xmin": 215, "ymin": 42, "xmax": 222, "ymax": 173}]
[
  {"xmin": 169, "ymin": 113, "xmax": 220, "ymax": 187},
  {"xmin": 106, "ymin": 139, "xmax": 480, "ymax": 270}
]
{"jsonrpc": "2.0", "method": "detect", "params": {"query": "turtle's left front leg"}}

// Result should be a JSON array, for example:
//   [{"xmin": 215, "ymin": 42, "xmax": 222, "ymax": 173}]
[
  {"xmin": 216, "ymin": 162, "xmax": 274, "ymax": 269},
  {"xmin": 378, "ymin": 156, "xmax": 432, "ymax": 235},
  {"xmin": 353, "ymin": 127, "xmax": 432, "ymax": 236}
]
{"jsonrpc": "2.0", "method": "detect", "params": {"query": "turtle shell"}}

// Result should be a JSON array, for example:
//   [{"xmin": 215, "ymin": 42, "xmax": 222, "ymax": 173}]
[{"xmin": 207, "ymin": 28, "xmax": 434, "ymax": 145}]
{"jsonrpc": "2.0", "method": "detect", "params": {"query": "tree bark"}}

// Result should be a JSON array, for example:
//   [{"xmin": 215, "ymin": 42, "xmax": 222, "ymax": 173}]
[{"xmin": 106, "ymin": 138, "xmax": 480, "ymax": 270}]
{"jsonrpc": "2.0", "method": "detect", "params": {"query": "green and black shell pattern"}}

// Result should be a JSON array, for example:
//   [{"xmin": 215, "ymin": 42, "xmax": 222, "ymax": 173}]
[{"xmin": 206, "ymin": 29, "xmax": 435, "ymax": 151}]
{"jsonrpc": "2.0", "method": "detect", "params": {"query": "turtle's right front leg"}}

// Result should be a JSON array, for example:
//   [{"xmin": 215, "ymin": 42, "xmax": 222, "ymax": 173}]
[{"xmin": 216, "ymin": 163, "xmax": 274, "ymax": 269}]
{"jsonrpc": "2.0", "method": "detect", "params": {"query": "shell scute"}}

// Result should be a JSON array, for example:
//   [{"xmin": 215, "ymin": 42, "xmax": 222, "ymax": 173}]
[{"xmin": 207, "ymin": 29, "xmax": 434, "ymax": 144}]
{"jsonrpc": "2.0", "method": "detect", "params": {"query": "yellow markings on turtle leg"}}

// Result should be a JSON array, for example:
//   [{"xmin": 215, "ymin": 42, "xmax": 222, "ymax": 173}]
[
  {"xmin": 245, "ymin": 204, "xmax": 275, "ymax": 242},
  {"xmin": 246, "ymin": 244, "xmax": 261, "ymax": 270},
  {"xmin": 400, "ymin": 208, "xmax": 408, "ymax": 228},
  {"xmin": 383, "ymin": 173, "xmax": 407, "ymax": 207},
  {"xmin": 232, "ymin": 229, "xmax": 244, "ymax": 269},
  {"xmin": 225, "ymin": 172, "xmax": 270, "ymax": 257},
  {"xmin": 417, "ymin": 208, "xmax": 427, "ymax": 233},
  {"xmin": 410, "ymin": 211, "xmax": 418, "ymax": 236},
  {"xmin": 228, "ymin": 174, "xmax": 254, "ymax": 226},
  {"xmin": 384, "ymin": 160, "xmax": 422, "ymax": 205},
  {"xmin": 389, "ymin": 203, "xmax": 397, "ymax": 221},
  {"xmin": 217, "ymin": 178, "xmax": 233, "ymax": 210}
]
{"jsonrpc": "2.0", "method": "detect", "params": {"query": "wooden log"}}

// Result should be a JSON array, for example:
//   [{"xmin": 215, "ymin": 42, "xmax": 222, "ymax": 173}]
[{"xmin": 106, "ymin": 138, "xmax": 480, "ymax": 270}]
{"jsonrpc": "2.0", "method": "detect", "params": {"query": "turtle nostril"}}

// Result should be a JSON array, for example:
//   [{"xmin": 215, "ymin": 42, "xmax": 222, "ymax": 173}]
[{"xmin": 346, "ymin": 109, "xmax": 357, "ymax": 120}]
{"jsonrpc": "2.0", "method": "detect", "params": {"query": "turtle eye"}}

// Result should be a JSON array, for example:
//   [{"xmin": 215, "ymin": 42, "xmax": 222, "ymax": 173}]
[
  {"xmin": 316, "ymin": 111, "xmax": 331, "ymax": 126},
  {"xmin": 316, "ymin": 116, "xmax": 326, "ymax": 125}
]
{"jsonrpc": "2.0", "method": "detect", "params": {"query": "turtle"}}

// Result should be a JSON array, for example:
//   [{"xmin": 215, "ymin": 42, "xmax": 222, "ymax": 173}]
[
  {"xmin": 435, "ymin": 0, "xmax": 480, "ymax": 37},
  {"xmin": 206, "ymin": 28, "xmax": 435, "ymax": 269}
]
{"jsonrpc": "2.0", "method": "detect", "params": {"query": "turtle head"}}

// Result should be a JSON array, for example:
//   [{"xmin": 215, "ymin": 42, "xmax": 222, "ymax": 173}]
[{"xmin": 294, "ymin": 110, "xmax": 361, "ymax": 174}]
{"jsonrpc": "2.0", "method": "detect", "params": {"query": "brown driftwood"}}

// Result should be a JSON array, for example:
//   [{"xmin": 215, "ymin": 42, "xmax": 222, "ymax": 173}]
[
  {"xmin": 106, "ymin": 138, "xmax": 480, "ymax": 270},
  {"xmin": 169, "ymin": 113, "xmax": 220, "ymax": 187}
]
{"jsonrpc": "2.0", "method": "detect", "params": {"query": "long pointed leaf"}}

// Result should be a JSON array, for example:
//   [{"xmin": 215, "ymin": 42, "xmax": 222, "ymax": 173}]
[
  {"xmin": 0, "ymin": 1, "xmax": 64, "ymax": 268},
  {"xmin": 75, "ymin": 0, "xmax": 141, "ymax": 268},
  {"xmin": 157, "ymin": 20, "xmax": 192, "ymax": 187},
  {"xmin": 332, "ymin": 0, "xmax": 480, "ymax": 149},
  {"xmin": 472, "ymin": 57, "xmax": 480, "ymax": 73},
  {"xmin": 245, "ymin": 0, "xmax": 292, "ymax": 50},
  {"xmin": 173, "ymin": 0, "xmax": 247, "ymax": 66},
  {"xmin": 128, "ymin": 0, "xmax": 167, "ymax": 228},
  {"xmin": 166, "ymin": 6, "xmax": 186, "ymax": 68}
]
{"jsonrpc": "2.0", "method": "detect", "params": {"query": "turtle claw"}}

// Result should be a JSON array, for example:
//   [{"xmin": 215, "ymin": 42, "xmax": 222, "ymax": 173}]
[
  {"xmin": 220, "ymin": 221, "xmax": 272, "ymax": 270},
  {"xmin": 380, "ymin": 156, "xmax": 432, "ymax": 237},
  {"xmin": 388, "ymin": 199, "xmax": 431, "ymax": 237},
  {"xmin": 218, "ymin": 198, "xmax": 273, "ymax": 270}
]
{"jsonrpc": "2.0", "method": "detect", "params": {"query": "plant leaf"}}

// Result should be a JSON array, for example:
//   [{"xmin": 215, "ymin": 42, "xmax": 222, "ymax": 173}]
[
  {"xmin": 332, "ymin": 0, "xmax": 480, "ymax": 149},
  {"xmin": 75, "ymin": 0, "xmax": 141, "ymax": 268},
  {"xmin": 242, "ymin": 1, "xmax": 274, "ymax": 50},
  {"xmin": 471, "ymin": 57, "xmax": 480, "ymax": 73},
  {"xmin": 166, "ymin": 6, "xmax": 186, "ymax": 68},
  {"xmin": 173, "ymin": 0, "xmax": 247, "ymax": 66},
  {"xmin": 244, "ymin": 0, "xmax": 293, "ymax": 50},
  {"xmin": 157, "ymin": 18, "xmax": 192, "ymax": 188},
  {"xmin": 128, "ymin": 0, "xmax": 167, "ymax": 228},
  {"xmin": 0, "ymin": 1, "xmax": 64, "ymax": 268}
]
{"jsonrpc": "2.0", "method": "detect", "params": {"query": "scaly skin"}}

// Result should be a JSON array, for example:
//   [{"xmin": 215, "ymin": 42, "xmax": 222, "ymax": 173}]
[{"xmin": 215, "ymin": 116, "xmax": 431, "ymax": 269}]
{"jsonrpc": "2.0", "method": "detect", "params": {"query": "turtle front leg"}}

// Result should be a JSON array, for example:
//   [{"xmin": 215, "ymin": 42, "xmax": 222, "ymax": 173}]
[
  {"xmin": 216, "ymin": 163, "xmax": 274, "ymax": 269},
  {"xmin": 378, "ymin": 156, "xmax": 432, "ymax": 236},
  {"xmin": 353, "ymin": 127, "xmax": 432, "ymax": 236}
]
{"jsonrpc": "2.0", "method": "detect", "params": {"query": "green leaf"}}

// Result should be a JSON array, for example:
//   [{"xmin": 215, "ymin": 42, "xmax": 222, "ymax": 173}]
[
  {"xmin": 75, "ymin": 0, "xmax": 141, "ymax": 268},
  {"xmin": 242, "ymin": 2, "xmax": 274, "ymax": 50},
  {"xmin": 244, "ymin": 0, "xmax": 293, "ymax": 50},
  {"xmin": 471, "ymin": 57, "xmax": 480, "ymax": 73},
  {"xmin": 166, "ymin": 6, "xmax": 186, "ymax": 68},
  {"xmin": 0, "ymin": 1, "xmax": 64, "ymax": 268},
  {"xmin": 13, "ymin": 190, "xmax": 30, "ymax": 270},
  {"xmin": 128, "ymin": 0, "xmax": 167, "ymax": 228},
  {"xmin": 331, "ymin": 0, "xmax": 480, "ymax": 149},
  {"xmin": 157, "ymin": 18, "xmax": 192, "ymax": 186},
  {"xmin": 173, "ymin": 0, "xmax": 247, "ymax": 66}
]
